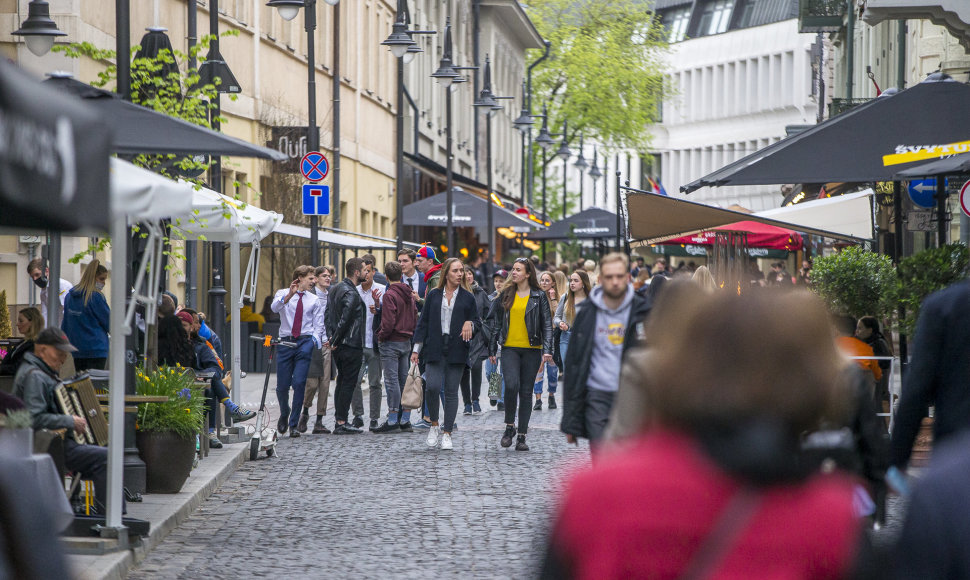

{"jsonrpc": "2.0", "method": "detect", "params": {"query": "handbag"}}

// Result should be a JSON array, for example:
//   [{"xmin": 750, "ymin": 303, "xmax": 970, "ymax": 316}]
[
  {"xmin": 401, "ymin": 363, "xmax": 424, "ymax": 410},
  {"xmin": 487, "ymin": 360, "xmax": 502, "ymax": 401}
]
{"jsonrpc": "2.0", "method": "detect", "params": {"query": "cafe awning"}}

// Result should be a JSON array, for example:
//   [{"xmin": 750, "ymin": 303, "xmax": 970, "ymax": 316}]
[
  {"xmin": 660, "ymin": 221, "xmax": 803, "ymax": 251},
  {"xmin": 403, "ymin": 187, "xmax": 540, "ymax": 229},
  {"xmin": 529, "ymin": 207, "xmax": 618, "ymax": 240},
  {"xmin": 273, "ymin": 223, "xmax": 399, "ymax": 250}
]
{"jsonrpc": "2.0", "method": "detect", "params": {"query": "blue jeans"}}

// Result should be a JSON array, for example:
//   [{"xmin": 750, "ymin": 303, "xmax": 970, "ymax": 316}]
[
  {"xmin": 379, "ymin": 340, "xmax": 411, "ymax": 424},
  {"xmin": 533, "ymin": 361, "xmax": 559, "ymax": 395},
  {"xmin": 485, "ymin": 355, "xmax": 505, "ymax": 403},
  {"xmin": 559, "ymin": 330, "xmax": 571, "ymax": 368},
  {"xmin": 276, "ymin": 337, "xmax": 314, "ymax": 428}
]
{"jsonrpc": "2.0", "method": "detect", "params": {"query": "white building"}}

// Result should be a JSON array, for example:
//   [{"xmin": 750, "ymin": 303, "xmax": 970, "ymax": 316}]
[{"xmin": 649, "ymin": 0, "xmax": 821, "ymax": 211}]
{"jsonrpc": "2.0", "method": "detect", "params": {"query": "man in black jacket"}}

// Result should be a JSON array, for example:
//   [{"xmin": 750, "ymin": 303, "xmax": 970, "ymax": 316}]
[
  {"xmin": 891, "ymin": 278, "xmax": 970, "ymax": 470},
  {"xmin": 326, "ymin": 257, "xmax": 367, "ymax": 434},
  {"xmin": 560, "ymin": 253, "xmax": 650, "ymax": 449}
]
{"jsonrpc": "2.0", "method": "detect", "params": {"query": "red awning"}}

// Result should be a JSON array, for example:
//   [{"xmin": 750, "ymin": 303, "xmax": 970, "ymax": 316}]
[{"xmin": 660, "ymin": 220, "xmax": 803, "ymax": 251}]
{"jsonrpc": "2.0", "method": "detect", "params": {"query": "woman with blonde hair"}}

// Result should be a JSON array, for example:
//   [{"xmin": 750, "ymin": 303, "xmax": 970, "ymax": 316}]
[
  {"xmin": 553, "ymin": 270, "xmax": 591, "ymax": 365},
  {"xmin": 62, "ymin": 260, "xmax": 110, "ymax": 371},
  {"xmin": 543, "ymin": 289, "xmax": 866, "ymax": 578},
  {"xmin": 533, "ymin": 271, "xmax": 565, "ymax": 410},
  {"xmin": 691, "ymin": 264, "xmax": 718, "ymax": 292},
  {"xmin": 0, "ymin": 307, "xmax": 43, "ymax": 375}
]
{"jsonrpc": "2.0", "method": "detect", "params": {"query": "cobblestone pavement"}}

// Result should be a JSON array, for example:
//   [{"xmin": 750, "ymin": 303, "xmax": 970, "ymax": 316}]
[{"xmin": 128, "ymin": 378, "xmax": 589, "ymax": 580}]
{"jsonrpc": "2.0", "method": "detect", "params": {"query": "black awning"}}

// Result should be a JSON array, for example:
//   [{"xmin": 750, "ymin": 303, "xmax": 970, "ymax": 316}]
[
  {"xmin": 529, "ymin": 207, "xmax": 618, "ymax": 240},
  {"xmin": 683, "ymin": 76, "xmax": 970, "ymax": 192},
  {"xmin": 43, "ymin": 76, "xmax": 284, "ymax": 160},
  {"xmin": 403, "ymin": 187, "xmax": 537, "ymax": 229},
  {"xmin": 404, "ymin": 152, "xmax": 490, "ymax": 195},
  {"xmin": 0, "ymin": 61, "xmax": 111, "ymax": 231}
]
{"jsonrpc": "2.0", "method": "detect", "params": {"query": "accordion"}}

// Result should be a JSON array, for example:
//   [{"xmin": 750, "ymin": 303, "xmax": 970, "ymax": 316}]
[{"xmin": 54, "ymin": 374, "xmax": 109, "ymax": 446}]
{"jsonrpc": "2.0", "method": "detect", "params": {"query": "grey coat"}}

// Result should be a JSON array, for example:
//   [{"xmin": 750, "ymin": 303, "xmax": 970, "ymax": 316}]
[{"xmin": 13, "ymin": 352, "xmax": 74, "ymax": 431}]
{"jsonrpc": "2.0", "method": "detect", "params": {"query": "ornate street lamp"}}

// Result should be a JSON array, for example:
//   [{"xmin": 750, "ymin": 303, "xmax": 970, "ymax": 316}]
[{"xmin": 13, "ymin": 0, "xmax": 66, "ymax": 57}]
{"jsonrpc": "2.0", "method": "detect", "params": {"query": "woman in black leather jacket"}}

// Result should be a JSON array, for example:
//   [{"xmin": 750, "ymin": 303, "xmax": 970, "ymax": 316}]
[{"xmin": 487, "ymin": 258, "xmax": 553, "ymax": 451}]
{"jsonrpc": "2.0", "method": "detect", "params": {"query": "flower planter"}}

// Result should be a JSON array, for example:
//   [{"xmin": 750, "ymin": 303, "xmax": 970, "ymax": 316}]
[
  {"xmin": 136, "ymin": 431, "xmax": 196, "ymax": 493},
  {"xmin": 0, "ymin": 428, "xmax": 33, "ymax": 457}
]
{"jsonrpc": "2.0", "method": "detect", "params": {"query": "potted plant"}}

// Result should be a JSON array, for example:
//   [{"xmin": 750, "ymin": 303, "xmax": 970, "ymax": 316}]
[
  {"xmin": 895, "ymin": 243, "xmax": 969, "ymax": 336},
  {"xmin": 135, "ymin": 366, "xmax": 205, "ymax": 493},
  {"xmin": 0, "ymin": 409, "xmax": 34, "ymax": 457},
  {"xmin": 810, "ymin": 247, "xmax": 897, "ymax": 320}
]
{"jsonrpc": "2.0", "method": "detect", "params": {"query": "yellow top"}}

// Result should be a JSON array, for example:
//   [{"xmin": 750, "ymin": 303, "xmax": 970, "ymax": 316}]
[{"xmin": 504, "ymin": 292, "xmax": 538, "ymax": 349}]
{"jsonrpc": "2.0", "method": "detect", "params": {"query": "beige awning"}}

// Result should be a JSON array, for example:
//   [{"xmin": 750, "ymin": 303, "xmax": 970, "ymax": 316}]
[{"xmin": 626, "ymin": 192, "xmax": 873, "ymax": 245}]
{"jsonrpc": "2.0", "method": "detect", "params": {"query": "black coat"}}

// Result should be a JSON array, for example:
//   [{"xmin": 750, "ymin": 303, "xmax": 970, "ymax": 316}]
[
  {"xmin": 485, "ymin": 288, "xmax": 554, "ymax": 357},
  {"xmin": 467, "ymin": 284, "xmax": 491, "ymax": 363},
  {"xmin": 326, "ymin": 278, "xmax": 366, "ymax": 349},
  {"xmin": 414, "ymin": 287, "xmax": 480, "ymax": 365},
  {"xmin": 560, "ymin": 292, "xmax": 651, "ymax": 439},
  {"xmin": 891, "ymin": 279, "xmax": 970, "ymax": 469}
]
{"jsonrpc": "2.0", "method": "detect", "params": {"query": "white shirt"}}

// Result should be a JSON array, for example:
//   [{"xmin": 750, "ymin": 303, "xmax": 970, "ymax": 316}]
[
  {"xmin": 356, "ymin": 282, "xmax": 386, "ymax": 349},
  {"xmin": 270, "ymin": 288, "xmax": 325, "ymax": 345},
  {"xmin": 440, "ymin": 288, "xmax": 456, "ymax": 336},
  {"xmin": 313, "ymin": 286, "xmax": 329, "ymax": 343},
  {"xmin": 402, "ymin": 272, "xmax": 420, "ymax": 294},
  {"xmin": 40, "ymin": 278, "xmax": 73, "ymax": 326}
]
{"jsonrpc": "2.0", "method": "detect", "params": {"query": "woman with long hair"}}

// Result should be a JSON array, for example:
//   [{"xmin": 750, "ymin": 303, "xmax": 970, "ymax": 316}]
[
  {"xmin": 0, "ymin": 307, "xmax": 43, "ymax": 375},
  {"xmin": 533, "ymin": 271, "xmax": 565, "ymax": 410},
  {"xmin": 461, "ymin": 264, "xmax": 490, "ymax": 415},
  {"xmin": 411, "ymin": 258, "xmax": 480, "ymax": 451},
  {"xmin": 62, "ymin": 260, "xmax": 110, "ymax": 371},
  {"xmin": 553, "ymin": 270, "xmax": 591, "ymax": 365},
  {"xmin": 487, "ymin": 258, "xmax": 553, "ymax": 451},
  {"xmin": 157, "ymin": 312, "xmax": 195, "ymax": 369}
]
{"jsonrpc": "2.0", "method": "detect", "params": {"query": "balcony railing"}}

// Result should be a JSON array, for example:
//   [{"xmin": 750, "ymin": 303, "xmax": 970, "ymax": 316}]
[
  {"xmin": 828, "ymin": 97, "xmax": 872, "ymax": 118},
  {"xmin": 799, "ymin": 0, "xmax": 846, "ymax": 33}
]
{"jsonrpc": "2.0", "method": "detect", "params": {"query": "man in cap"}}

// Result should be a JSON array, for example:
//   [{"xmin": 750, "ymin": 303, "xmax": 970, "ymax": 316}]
[
  {"xmin": 14, "ymin": 328, "xmax": 122, "ymax": 514},
  {"xmin": 414, "ymin": 246, "xmax": 442, "ymax": 303}
]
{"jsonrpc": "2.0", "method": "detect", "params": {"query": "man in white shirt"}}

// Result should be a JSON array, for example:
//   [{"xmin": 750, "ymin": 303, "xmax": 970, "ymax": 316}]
[
  {"xmin": 353, "ymin": 255, "xmax": 386, "ymax": 431},
  {"xmin": 26, "ymin": 258, "xmax": 73, "ymax": 326},
  {"xmin": 298, "ymin": 265, "xmax": 335, "ymax": 434},
  {"xmin": 270, "ymin": 265, "xmax": 325, "ymax": 438},
  {"xmin": 398, "ymin": 249, "xmax": 421, "ymax": 303}
]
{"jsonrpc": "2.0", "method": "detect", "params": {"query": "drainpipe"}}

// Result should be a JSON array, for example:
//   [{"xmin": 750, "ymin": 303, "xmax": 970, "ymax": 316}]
[
  {"xmin": 473, "ymin": 0, "xmax": 480, "ymax": 180},
  {"xmin": 845, "ymin": 0, "xmax": 854, "ymax": 99},
  {"xmin": 526, "ymin": 40, "xmax": 552, "ymax": 205},
  {"xmin": 404, "ymin": 86, "xmax": 420, "ymax": 154},
  {"xmin": 896, "ymin": 20, "xmax": 906, "ymax": 89}
]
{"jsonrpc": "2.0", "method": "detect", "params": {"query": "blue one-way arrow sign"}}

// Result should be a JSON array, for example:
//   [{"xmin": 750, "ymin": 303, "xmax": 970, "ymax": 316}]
[
  {"xmin": 908, "ymin": 178, "xmax": 937, "ymax": 208},
  {"xmin": 302, "ymin": 184, "xmax": 330, "ymax": 215}
]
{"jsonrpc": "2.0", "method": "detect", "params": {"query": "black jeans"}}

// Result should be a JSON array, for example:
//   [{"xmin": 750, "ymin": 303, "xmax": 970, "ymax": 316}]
[
  {"xmin": 74, "ymin": 357, "xmax": 107, "ymax": 372},
  {"xmin": 204, "ymin": 375, "xmax": 231, "ymax": 431},
  {"xmin": 425, "ymin": 361, "xmax": 465, "ymax": 432},
  {"xmin": 501, "ymin": 347, "xmax": 543, "ymax": 434},
  {"xmin": 460, "ymin": 359, "xmax": 484, "ymax": 405},
  {"xmin": 333, "ymin": 346, "xmax": 363, "ymax": 423},
  {"xmin": 65, "ymin": 438, "xmax": 125, "ymax": 514}
]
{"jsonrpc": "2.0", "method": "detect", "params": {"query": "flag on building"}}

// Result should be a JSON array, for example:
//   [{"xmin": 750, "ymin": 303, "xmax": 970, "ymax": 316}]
[{"xmin": 647, "ymin": 176, "xmax": 668, "ymax": 196}]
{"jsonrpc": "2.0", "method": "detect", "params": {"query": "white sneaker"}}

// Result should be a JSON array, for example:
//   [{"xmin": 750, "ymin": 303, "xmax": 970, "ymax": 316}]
[
  {"xmin": 440, "ymin": 432, "xmax": 453, "ymax": 450},
  {"xmin": 426, "ymin": 426, "xmax": 440, "ymax": 447}
]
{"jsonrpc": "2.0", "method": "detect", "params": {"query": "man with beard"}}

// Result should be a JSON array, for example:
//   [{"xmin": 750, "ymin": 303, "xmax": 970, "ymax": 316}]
[
  {"xmin": 560, "ymin": 253, "xmax": 650, "ymax": 451},
  {"xmin": 325, "ymin": 257, "xmax": 367, "ymax": 434}
]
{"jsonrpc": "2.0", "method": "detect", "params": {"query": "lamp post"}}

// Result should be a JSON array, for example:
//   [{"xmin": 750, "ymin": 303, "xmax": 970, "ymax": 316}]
[
  {"xmin": 474, "ymin": 55, "xmax": 512, "ymax": 256},
  {"xmin": 555, "ymin": 120, "xmax": 571, "ymax": 219},
  {"xmin": 12, "ymin": 0, "xmax": 65, "ymax": 56},
  {"xmin": 269, "ymin": 0, "xmax": 338, "ymax": 264},
  {"xmin": 534, "ymin": 107, "xmax": 554, "ymax": 256},
  {"xmin": 588, "ymin": 146, "xmax": 602, "ymax": 208},
  {"xmin": 573, "ymin": 135, "xmax": 587, "ymax": 211},
  {"xmin": 382, "ymin": 0, "xmax": 434, "ymax": 250}
]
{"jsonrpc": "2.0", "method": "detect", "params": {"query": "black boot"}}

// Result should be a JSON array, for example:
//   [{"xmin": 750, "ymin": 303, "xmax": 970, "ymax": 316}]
[
  {"xmin": 297, "ymin": 409, "xmax": 310, "ymax": 433},
  {"xmin": 515, "ymin": 434, "xmax": 529, "ymax": 451}
]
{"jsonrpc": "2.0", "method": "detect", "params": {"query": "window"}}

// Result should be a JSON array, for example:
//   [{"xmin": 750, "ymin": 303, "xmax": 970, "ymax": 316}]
[
  {"xmin": 663, "ymin": 7, "xmax": 691, "ymax": 42},
  {"xmin": 696, "ymin": 0, "xmax": 734, "ymax": 36}
]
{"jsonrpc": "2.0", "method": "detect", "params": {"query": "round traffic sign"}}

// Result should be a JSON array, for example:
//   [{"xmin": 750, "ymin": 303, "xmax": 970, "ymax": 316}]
[
  {"xmin": 960, "ymin": 180, "xmax": 970, "ymax": 218},
  {"xmin": 300, "ymin": 152, "xmax": 329, "ymax": 182}
]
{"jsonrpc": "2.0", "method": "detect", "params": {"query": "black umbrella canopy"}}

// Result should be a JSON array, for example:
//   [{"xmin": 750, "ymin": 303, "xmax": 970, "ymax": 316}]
[
  {"xmin": 530, "ymin": 207, "xmax": 617, "ymax": 240},
  {"xmin": 0, "ymin": 61, "xmax": 111, "ymax": 231},
  {"xmin": 683, "ymin": 76, "xmax": 970, "ymax": 193},
  {"xmin": 403, "ymin": 188, "xmax": 538, "ymax": 228},
  {"xmin": 42, "ymin": 75, "xmax": 285, "ymax": 160},
  {"xmin": 895, "ymin": 151, "xmax": 970, "ymax": 178}
]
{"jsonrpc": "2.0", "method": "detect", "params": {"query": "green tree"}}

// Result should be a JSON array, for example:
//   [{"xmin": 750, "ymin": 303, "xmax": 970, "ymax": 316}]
[
  {"xmin": 0, "ymin": 290, "xmax": 10, "ymax": 338},
  {"xmin": 810, "ymin": 247, "xmax": 898, "ymax": 320},
  {"xmin": 525, "ymin": 0, "xmax": 668, "ymax": 194},
  {"xmin": 896, "ymin": 243, "xmax": 970, "ymax": 335}
]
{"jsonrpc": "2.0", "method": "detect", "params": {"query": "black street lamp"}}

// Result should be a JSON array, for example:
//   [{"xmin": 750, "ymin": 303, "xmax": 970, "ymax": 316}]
[
  {"xmin": 474, "ymin": 55, "xmax": 512, "ymax": 257},
  {"xmin": 269, "ymin": 0, "xmax": 338, "ymax": 264},
  {"xmin": 556, "ymin": 120, "xmax": 571, "ymax": 219},
  {"xmin": 13, "ymin": 0, "xmax": 65, "ymax": 56},
  {"xmin": 574, "ymin": 134, "xmax": 587, "ymax": 211},
  {"xmin": 588, "ymin": 146, "xmax": 603, "ymax": 207}
]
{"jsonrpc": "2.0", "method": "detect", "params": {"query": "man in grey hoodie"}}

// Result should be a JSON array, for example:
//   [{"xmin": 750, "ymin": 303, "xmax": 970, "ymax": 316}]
[{"xmin": 560, "ymin": 253, "xmax": 650, "ymax": 447}]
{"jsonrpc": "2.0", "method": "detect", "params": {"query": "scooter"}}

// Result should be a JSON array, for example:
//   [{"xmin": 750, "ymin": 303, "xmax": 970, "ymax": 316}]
[{"xmin": 249, "ymin": 335, "xmax": 285, "ymax": 460}]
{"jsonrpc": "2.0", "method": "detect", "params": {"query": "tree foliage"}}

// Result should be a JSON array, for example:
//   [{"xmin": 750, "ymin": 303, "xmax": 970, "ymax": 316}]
[
  {"xmin": 810, "ymin": 247, "xmax": 898, "ymax": 320},
  {"xmin": 0, "ymin": 290, "xmax": 10, "ymax": 338},
  {"xmin": 525, "ymin": 0, "xmax": 668, "ymax": 156},
  {"xmin": 896, "ymin": 243, "xmax": 970, "ymax": 335}
]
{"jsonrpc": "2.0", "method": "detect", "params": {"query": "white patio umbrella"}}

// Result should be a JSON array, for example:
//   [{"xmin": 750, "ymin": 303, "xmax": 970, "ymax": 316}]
[
  {"xmin": 106, "ymin": 159, "xmax": 195, "ymax": 529},
  {"xmin": 172, "ymin": 186, "xmax": 283, "ymax": 405}
]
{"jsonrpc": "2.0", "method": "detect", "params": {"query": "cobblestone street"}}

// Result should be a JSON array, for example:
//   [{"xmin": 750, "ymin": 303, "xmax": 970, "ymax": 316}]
[{"xmin": 128, "ymin": 376, "xmax": 589, "ymax": 579}]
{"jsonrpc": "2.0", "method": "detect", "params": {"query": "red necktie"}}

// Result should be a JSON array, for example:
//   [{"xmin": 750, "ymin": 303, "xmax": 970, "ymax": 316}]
[{"xmin": 292, "ymin": 292, "xmax": 304, "ymax": 337}]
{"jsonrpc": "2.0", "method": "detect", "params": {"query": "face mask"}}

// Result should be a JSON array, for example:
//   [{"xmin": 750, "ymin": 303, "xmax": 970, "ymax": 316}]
[
  {"xmin": 33, "ymin": 276, "xmax": 48, "ymax": 289},
  {"xmin": 95, "ymin": 281, "xmax": 105, "ymax": 291}
]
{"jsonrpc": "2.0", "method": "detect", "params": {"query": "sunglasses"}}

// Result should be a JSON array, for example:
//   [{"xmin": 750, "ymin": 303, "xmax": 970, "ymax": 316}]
[{"xmin": 514, "ymin": 258, "xmax": 529, "ymax": 264}]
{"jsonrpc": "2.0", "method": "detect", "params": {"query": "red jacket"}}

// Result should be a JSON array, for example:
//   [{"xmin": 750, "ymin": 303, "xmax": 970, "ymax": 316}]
[
  {"xmin": 377, "ymin": 282, "xmax": 417, "ymax": 343},
  {"xmin": 543, "ymin": 429, "xmax": 862, "ymax": 580}
]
